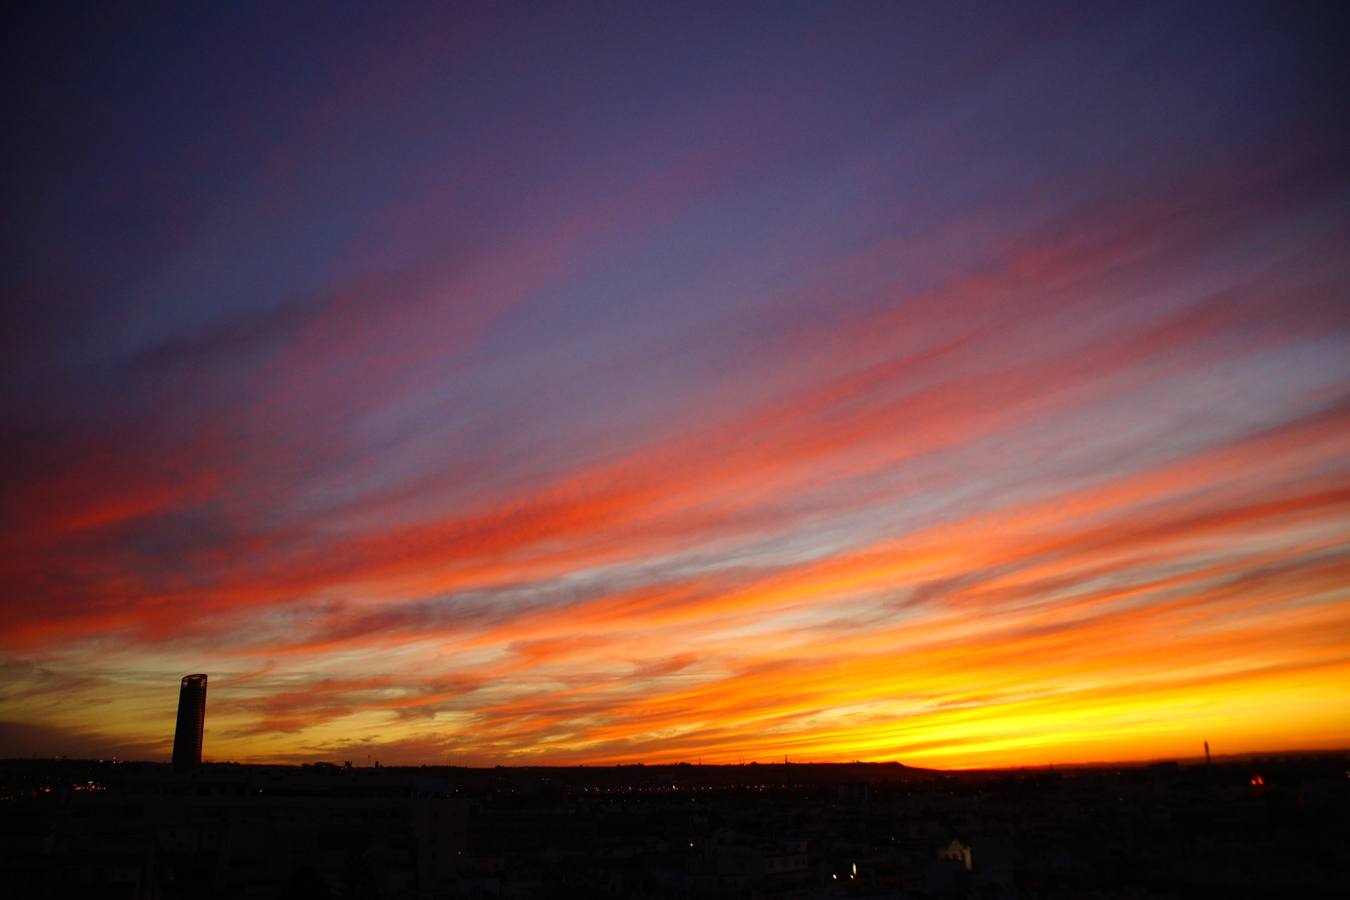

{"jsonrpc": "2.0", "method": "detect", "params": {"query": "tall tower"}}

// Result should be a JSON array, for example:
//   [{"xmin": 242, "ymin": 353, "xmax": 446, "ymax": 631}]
[{"xmin": 172, "ymin": 674, "xmax": 208, "ymax": 772}]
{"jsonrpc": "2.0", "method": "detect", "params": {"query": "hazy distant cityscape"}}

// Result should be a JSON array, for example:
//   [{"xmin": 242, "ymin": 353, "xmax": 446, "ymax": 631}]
[
  {"xmin": 5, "ymin": 679, "xmax": 1345, "ymax": 897},
  {"xmin": 4, "ymin": 751, "xmax": 1347, "ymax": 898}
]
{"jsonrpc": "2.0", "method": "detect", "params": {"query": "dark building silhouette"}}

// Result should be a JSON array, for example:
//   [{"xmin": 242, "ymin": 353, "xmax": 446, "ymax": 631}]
[{"xmin": 172, "ymin": 674, "xmax": 208, "ymax": 772}]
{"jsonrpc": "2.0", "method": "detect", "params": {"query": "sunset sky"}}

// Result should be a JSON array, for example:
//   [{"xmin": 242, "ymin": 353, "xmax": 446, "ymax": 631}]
[{"xmin": 3, "ymin": 2, "xmax": 1348, "ymax": 769}]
